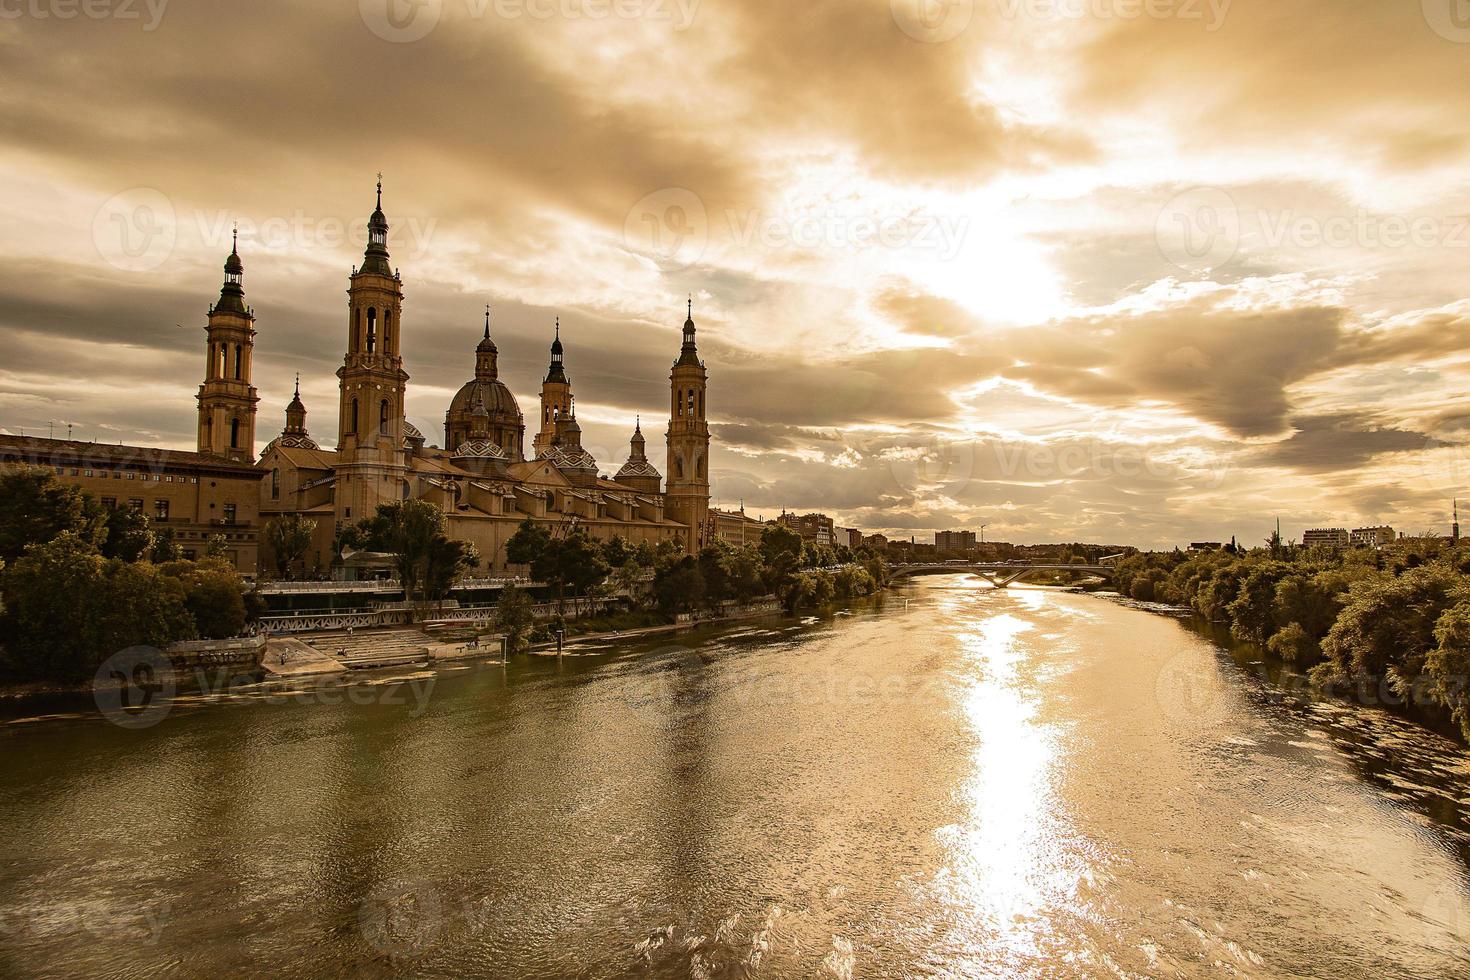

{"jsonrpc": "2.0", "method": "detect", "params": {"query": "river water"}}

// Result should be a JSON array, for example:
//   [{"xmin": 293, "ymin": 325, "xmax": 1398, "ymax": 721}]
[{"xmin": 2, "ymin": 575, "xmax": 1469, "ymax": 978}]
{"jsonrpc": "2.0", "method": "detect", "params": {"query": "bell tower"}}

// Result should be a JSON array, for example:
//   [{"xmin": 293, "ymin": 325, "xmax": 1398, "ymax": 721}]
[
  {"xmin": 533, "ymin": 318, "xmax": 572, "ymax": 457},
  {"xmin": 334, "ymin": 177, "xmax": 409, "ymax": 526},
  {"xmin": 196, "ymin": 229, "xmax": 259, "ymax": 462},
  {"xmin": 666, "ymin": 298, "xmax": 710, "ymax": 554}
]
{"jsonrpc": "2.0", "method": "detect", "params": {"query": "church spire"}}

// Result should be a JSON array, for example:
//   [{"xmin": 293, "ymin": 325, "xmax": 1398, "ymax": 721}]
[
  {"xmin": 360, "ymin": 174, "xmax": 392, "ymax": 277},
  {"xmin": 214, "ymin": 227, "xmax": 247, "ymax": 315},
  {"xmin": 545, "ymin": 316, "xmax": 567, "ymax": 383}
]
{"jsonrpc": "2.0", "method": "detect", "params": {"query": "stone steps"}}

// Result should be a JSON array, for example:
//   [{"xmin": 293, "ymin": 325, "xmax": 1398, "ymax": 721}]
[{"xmin": 304, "ymin": 629, "xmax": 433, "ymax": 669}]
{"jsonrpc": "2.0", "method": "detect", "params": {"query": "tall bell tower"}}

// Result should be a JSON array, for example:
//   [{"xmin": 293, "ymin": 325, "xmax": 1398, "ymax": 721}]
[
  {"xmin": 666, "ymin": 298, "xmax": 710, "ymax": 554},
  {"xmin": 196, "ymin": 229, "xmax": 259, "ymax": 462},
  {"xmin": 334, "ymin": 177, "xmax": 409, "ymax": 526},
  {"xmin": 533, "ymin": 318, "xmax": 572, "ymax": 457}
]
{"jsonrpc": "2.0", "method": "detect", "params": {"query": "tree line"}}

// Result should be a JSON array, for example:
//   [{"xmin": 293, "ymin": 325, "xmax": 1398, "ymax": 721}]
[
  {"xmin": 1109, "ymin": 536, "xmax": 1470, "ymax": 740},
  {"xmin": 490, "ymin": 520, "xmax": 888, "ymax": 652},
  {"xmin": 0, "ymin": 466, "xmax": 257, "ymax": 683}
]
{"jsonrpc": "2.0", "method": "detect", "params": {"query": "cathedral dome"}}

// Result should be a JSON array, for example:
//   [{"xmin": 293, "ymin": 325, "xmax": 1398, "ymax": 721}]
[{"xmin": 449, "ymin": 378, "xmax": 521, "ymax": 420}]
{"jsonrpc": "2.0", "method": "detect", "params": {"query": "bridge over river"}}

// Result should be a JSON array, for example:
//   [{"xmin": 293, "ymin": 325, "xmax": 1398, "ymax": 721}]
[{"xmin": 889, "ymin": 561, "xmax": 1116, "ymax": 588}]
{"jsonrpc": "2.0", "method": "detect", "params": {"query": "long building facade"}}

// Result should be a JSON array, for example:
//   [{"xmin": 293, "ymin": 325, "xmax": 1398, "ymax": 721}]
[{"xmin": 253, "ymin": 182, "xmax": 710, "ymax": 575}]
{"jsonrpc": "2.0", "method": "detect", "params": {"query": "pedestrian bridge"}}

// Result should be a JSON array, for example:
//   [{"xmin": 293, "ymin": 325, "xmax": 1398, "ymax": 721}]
[{"xmin": 889, "ymin": 562, "xmax": 1116, "ymax": 589}]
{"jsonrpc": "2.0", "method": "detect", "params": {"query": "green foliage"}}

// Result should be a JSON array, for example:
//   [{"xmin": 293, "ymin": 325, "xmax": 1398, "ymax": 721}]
[
  {"xmin": 494, "ymin": 585, "xmax": 536, "ymax": 653},
  {"xmin": 505, "ymin": 519, "xmax": 551, "ymax": 568},
  {"xmin": 1267, "ymin": 621, "xmax": 1320, "ymax": 664},
  {"xmin": 0, "ymin": 465, "xmax": 95, "ymax": 564},
  {"xmin": 160, "ymin": 558, "xmax": 247, "ymax": 640},
  {"xmin": 98, "ymin": 504, "xmax": 154, "ymax": 563},
  {"xmin": 1315, "ymin": 565, "xmax": 1470, "ymax": 698},
  {"xmin": 263, "ymin": 514, "xmax": 317, "ymax": 578},
  {"xmin": 150, "ymin": 527, "xmax": 182, "ymax": 563},
  {"xmin": 1429, "ymin": 602, "xmax": 1470, "ymax": 740},
  {"xmin": 653, "ymin": 556, "xmax": 705, "ymax": 613},
  {"xmin": 0, "ymin": 532, "xmax": 193, "ymax": 682},
  {"xmin": 354, "ymin": 500, "xmax": 463, "ymax": 604}
]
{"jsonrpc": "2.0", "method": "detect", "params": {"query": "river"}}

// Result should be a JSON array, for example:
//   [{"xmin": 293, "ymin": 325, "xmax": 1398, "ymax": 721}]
[{"xmin": 1, "ymin": 575, "xmax": 1468, "ymax": 978}]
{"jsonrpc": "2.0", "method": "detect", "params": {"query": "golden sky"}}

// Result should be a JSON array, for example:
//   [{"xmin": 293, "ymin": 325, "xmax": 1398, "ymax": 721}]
[{"xmin": 3, "ymin": 0, "xmax": 1470, "ymax": 547}]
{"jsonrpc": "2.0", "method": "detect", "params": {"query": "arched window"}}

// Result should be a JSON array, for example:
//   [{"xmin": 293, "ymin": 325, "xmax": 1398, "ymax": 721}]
[
  {"xmin": 230, "ymin": 417, "xmax": 240, "ymax": 448},
  {"xmin": 675, "ymin": 456, "xmax": 684, "ymax": 478},
  {"xmin": 379, "ymin": 399, "xmax": 389, "ymax": 434},
  {"xmin": 234, "ymin": 344, "xmax": 242, "ymax": 380},
  {"xmin": 687, "ymin": 390, "xmax": 695, "ymax": 416},
  {"xmin": 383, "ymin": 310, "xmax": 391, "ymax": 351},
  {"xmin": 677, "ymin": 391, "xmax": 684, "ymax": 417},
  {"xmin": 217, "ymin": 345, "xmax": 226, "ymax": 378},
  {"xmin": 271, "ymin": 468, "xmax": 280, "ymax": 499},
  {"xmin": 351, "ymin": 398, "xmax": 359, "ymax": 434},
  {"xmin": 696, "ymin": 454, "xmax": 705, "ymax": 477},
  {"xmin": 367, "ymin": 308, "xmax": 377, "ymax": 353}
]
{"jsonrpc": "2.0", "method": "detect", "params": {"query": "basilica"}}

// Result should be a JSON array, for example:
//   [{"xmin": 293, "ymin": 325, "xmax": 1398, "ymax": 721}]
[{"xmin": 200, "ymin": 181, "xmax": 711, "ymax": 575}]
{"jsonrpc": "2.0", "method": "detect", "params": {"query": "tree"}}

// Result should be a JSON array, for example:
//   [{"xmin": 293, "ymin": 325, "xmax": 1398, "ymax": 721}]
[
  {"xmin": 654, "ymin": 557, "xmax": 705, "ymax": 613},
  {"xmin": 726, "ymin": 546, "xmax": 765, "ymax": 603},
  {"xmin": 600, "ymin": 536, "xmax": 633, "ymax": 569},
  {"xmin": 505, "ymin": 519, "xmax": 551, "ymax": 570},
  {"xmin": 1315, "ymin": 564, "xmax": 1470, "ymax": 699},
  {"xmin": 760, "ymin": 524, "xmax": 803, "ymax": 596},
  {"xmin": 0, "ymin": 533, "xmax": 192, "ymax": 682},
  {"xmin": 698, "ymin": 543, "xmax": 733, "ymax": 608},
  {"xmin": 263, "ymin": 514, "xmax": 316, "ymax": 578},
  {"xmin": 494, "ymin": 585, "xmax": 536, "ymax": 653},
  {"xmin": 204, "ymin": 534, "xmax": 229, "ymax": 559},
  {"xmin": 1267, "ymin": 621, "xmax": 1320, "ymax": 664},
  {"xmin": 0, "ymin": 465, "xmax": 94, "ymax": 563},
  {"xmin": 1227, "ymin": 562, "xmax": 1289, "ymax": 644},
  {"xmin": 150, "ymin": 527, "xmax": 182, "ymax": 563},
  {"xmin": 99, "ymin": 504, "xmax": 154, "ymax": 563},
  {"xmin": 424, "ymin": 537, "xmax": 478, "ymax": 609},
  {"xmin": 161, "ymin": 558, "xmax": 247, "ymax": 640},
  {"xmin": 532, "ymin": 531, "xmax": 609, "ymax": 615},
  {"xmin": 356, "ymin": 500, "xmax": 448, "ymax": 603},
  {"xmin": 1429, "ymin": 602, "xmax": 1470, "ymax": 740}
]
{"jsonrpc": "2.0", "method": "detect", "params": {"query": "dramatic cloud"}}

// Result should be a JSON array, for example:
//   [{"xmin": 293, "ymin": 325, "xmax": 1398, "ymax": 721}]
[{"xmin": 1, "ymin": 0, "xmax": 1466, "ymax": 546}]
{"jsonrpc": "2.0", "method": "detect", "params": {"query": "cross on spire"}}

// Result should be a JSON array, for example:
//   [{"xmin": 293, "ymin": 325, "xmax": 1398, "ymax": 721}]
[
  {"xmin": 231, "ymin": 223, "xmax": 238, "ymax": 254},
  {"xmin": 376, "ymin": 173, "xmax": 383, "ymax": 208},
  {"xmin": 484, "ymin": 304, "xmax": 491, "ymax": 338},
  {"xmin": 294, "ymin": 372, "xmax": 300, "ymax": 396}
]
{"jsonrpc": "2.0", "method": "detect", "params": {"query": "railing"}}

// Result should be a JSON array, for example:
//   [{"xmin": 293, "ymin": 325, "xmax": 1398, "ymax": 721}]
[{"xmin": 255, "ymin": 576, "xmax": 546, "ymax": 595}]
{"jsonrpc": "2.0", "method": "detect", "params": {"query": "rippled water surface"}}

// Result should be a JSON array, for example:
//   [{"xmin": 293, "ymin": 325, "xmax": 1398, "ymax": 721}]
[{"xmin": 2, "ymin": 576, "xmax": 1470, "ymax": 978}]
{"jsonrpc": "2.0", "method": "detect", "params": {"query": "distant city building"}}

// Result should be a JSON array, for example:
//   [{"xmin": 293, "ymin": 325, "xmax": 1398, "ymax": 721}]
[
  {"xmin": 1188, "ymin": 542, "xmax": 1224, "ymax": 552},
  {"xmin": 833, "ymin": 526, "xmax": 863, "ymax": 550},
  {"xmin": 935, "ymin": 530, "xmax": 977, "ymax": 552},
  {"xmin": 864, "ymin": 533, "xmax": 889, "ymax": 549},
  {"xmin": 778, "ymin": 511, "xmax": 834, "ymax": 546},
  {"xmin": 1303, "ymin": 528, "xmax": 1350, "ymax": 549},
  {"xmin": 1349, "ymin": 526, "xmax": 1396, "ymax": 549},
  {"xmin": 711, "ymin": 506, "xmax": 767, "ymax": 548}
]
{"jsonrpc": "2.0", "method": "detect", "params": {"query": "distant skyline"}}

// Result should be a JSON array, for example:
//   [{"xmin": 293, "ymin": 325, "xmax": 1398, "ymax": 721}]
[{"xmin": 4, "ymin": 1, "xmax": 1470, "ymax": 548}]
